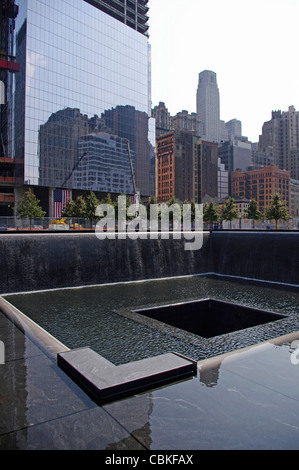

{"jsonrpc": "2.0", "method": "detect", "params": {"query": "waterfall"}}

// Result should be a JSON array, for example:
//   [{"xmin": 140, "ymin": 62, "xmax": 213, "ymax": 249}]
[
  {"xmin": 210, "ymin": 231, "xmax": 299, "ymax": 286},
  {"xmin": 0, "ymin": 231, "xmax": 298, "ymax": 294}
]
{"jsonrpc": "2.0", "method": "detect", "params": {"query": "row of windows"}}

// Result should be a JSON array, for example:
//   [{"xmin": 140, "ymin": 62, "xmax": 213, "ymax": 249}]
[
  {"xmin": 28, "ymin": 0, "xmax": 147, "ymax": 50},
  {"xmin": 15, "ymin": 0, "xmax": 153, "ymax": 194},
  {"xmin": 25, "ymin": 85, "xmax": 147, "ymax": 114}
]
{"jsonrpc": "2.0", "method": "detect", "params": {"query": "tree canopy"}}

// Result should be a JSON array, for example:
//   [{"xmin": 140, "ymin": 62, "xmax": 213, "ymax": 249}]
[
  {"xmin": 265, "ymin": 192, "xmax": 290, "ymax": 229},
  {"xmin": 246, "ymin": 199, "xmax": 262, "ymax": 228},
  {"xmin": 203, "ymin": 201, "xmax": 220, "ymax": 224},
  {"xmin": 221, "ymin": 197, "xmax": 238, "ymax": 228},
  {"xmin": 16, "ymin": 189, "xmax": 46, "ymax": 230}
]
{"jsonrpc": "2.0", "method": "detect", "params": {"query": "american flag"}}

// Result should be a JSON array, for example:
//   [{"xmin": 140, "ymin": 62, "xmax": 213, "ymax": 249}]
[{"xmin": 53, "ymin": 189, "xmax": 71, "ymax": 218}]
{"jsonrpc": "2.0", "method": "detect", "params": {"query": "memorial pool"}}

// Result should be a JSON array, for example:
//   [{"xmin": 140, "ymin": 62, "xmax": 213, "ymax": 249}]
[{"xmin": 4, "ymin": 275, "xmax": 299, "ymax": 366}]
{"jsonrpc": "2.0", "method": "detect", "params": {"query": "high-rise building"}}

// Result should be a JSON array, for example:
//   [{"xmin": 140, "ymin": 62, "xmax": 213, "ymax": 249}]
[
  {"xmin": 225, "ymin": 119, "xmax": 243, "ymax": 141},
  {"xmin": 10, "ymin": 0, "xmax": 154, "ymax": 217},
  {"xmin": 156, "ymin": 130, "xmax": 195, "ymax": 203},
  {"xmin": 251, "ymin": 142, "xmax": 274, "ymax": 170},
  {"xmin": 0, "ymin": 0, "xmax": 19, "ymax": 216},
  {"xmin": 87, "ymin": 0, "xmax": 149, "ymax": 36},
  {"xmin": 218, "ymin": 139, "xmax": 252, "ymax": 194},
  {"xmin": 194, "ymin": 140, "xmax": 218, "ymax": 204},
  {"xmin": 218, "ymin": 159, "xmax": 229, "ymax": 201},
  {"xmin": 258, "ymin": 106, "xmax": 299, "ymax": 180},
  {"xmin": 196, "ymin": 70, "xmax": 247, "ymax": 145},
  {"xmin": 196, "ymin": 70, "xmax": 220, "ymax": 143},
  {"xmin": 156, "ymin": 131, "xmax": 219, "ymax": 204},
  {"xmin": 290, "ymin": 179, "xmax": 299, "ymax": 219}
]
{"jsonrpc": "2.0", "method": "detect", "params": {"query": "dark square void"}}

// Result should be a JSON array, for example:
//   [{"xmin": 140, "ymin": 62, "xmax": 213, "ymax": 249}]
[{"xmin": 135, "ymin": 299, "xmax": 287, "ymax": 339}]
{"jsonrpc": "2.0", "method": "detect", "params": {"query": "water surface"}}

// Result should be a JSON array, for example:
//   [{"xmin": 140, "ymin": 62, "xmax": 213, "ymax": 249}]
[{"xmin": 5, "ymin": 275, "xmax": 299, "ymax": 364}]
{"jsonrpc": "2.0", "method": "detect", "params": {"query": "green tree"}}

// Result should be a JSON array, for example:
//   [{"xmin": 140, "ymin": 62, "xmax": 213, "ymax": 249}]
[
  {"xmin": 62, "ymin": 198, "xmax": 76, "ymax": 217},
  {"xmin": 62, "ymin": 195, "xmax": 86, "ymax": 218},
  {"xmin": 203, "ymin": 201, "xmax": 220, "ymax": 229},
  {"xmin": 16, "ymin": 188, "xmax": 46, "ymax": 230},
  {"xmin": 146, "ymin": 195, "xmax": 160, "ymax": 228},
  {"xmin": 101, "ymin": 193, "xmax": 114, "ymax": 207},
  {"xmin": 113, "ymin": 194, "xmax": 127, "ymax": 229},
  {"xmin": 246, "ymin": 199, "xmax": 262, "ymax": 229},
  {"xmin": 182, "ymin": 199, "xmax": 198, "ymax": 227},
  {"xmin": 73, "ymin": 195, "xmax": 86, "ymax": 218},
  {"xmin": 146, "ymin": 195, "xmax": 158, "ymax": 220},
  {"xmin": 265, "ymin": 192, "xmax": 290, "ymax": 229},
  {"xmin": 221, "ymin": 197, "xmax": 238, "ymax": 229},
  {"xmin": 167, "ymin": 195, "xmax": 182, "ymax": 227},
  {"xmin": 83, "ymin": 191, "xmax": 100, "ymax": 228},
  {"xmin": 95, "ymin": 193, "xmax": 115, "ymax": 220}
]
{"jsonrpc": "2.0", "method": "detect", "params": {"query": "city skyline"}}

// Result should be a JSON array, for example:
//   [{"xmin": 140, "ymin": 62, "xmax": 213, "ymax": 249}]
[{"xmin": 148, "ymin": 0, "xmax": 299, "ymax": 143}]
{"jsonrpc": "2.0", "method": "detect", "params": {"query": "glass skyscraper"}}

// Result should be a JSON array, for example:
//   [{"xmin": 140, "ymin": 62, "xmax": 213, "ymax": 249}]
[{"xmin": 12, "ymin": 0, "xmax": 154, "ymax": 215}]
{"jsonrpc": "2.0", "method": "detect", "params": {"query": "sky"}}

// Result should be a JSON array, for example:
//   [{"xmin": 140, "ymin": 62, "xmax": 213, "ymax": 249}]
[{"xmin": 148, "ymin": 0, "xmax": 299, "ymax": 143}]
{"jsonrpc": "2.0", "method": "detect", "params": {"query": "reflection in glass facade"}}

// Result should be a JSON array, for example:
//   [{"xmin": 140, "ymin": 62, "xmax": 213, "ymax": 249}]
[
  {"xmin": 74, "ymin": 132, "xmax": 135, "ymax": 194},
  {"xmin": 14, "ymin": 0, "xmax": 155, "ymax": 209}
]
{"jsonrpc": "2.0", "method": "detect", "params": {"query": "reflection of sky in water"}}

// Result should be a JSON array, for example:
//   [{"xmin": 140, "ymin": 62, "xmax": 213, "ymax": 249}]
[{"xmin": 5, "ymin": 275, "xmax": 299, "ymax": 365}]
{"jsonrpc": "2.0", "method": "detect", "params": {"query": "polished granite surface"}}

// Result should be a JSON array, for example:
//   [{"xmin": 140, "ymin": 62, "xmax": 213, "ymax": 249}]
[
  {"xmin": 1, "ymin": 309, "xmax": 299, "ymax": 450},
  {"xmin": 58, "ymin": 348, "xmax": 197, "ymax": 404}
]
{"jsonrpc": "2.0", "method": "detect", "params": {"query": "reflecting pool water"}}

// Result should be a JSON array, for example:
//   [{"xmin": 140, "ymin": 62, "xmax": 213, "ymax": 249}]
[{"xmin": 4, "ymin": 275, "xmax": 299, "ymax": 365}]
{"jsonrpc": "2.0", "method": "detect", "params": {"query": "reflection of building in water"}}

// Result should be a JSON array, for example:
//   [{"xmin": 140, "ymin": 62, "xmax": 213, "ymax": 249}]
[
  {"xmin": 11, "ymin": 0, "xmax": 153, "ymax": 216},
  {"xmin": 199, "ymin": 365, "xmax": 221, "ymax": 387},
  {"xmin": 74, "ymin": 133, "xmax": 134, "ymax": 194}
]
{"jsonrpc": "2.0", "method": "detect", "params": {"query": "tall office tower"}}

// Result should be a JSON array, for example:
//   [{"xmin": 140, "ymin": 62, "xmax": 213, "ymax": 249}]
[
  {"xmin": 225, "ymin": 119, "xmax": 242, "ymax": 141},
  {"xmin": 0, "ymin": 0, "xmax": 19, "ymax": 216},
  {"xmin": 196, "ymin": 70, "xmax": 220, "ymax": 143},
  {"xmin": 218, "ymin": 140, "xmax": 252, "ymax": 194},
  {"xmin": 258, "ymin": 106, "xmax": 299, "ymax": 180},
  {"xmin": 251, "ymin": 142, "xmax": 274, "ymax": 170},
  {"xmin": 194, "ymin": 139, "xmax": 219, "ymax": 203},
  {"xmin": 13, "ymin": 0, "xmax": 154, "ymax": 216},
  {"xmin": 218, "ymin": 159, "xmax": 229, "ymax": 201}
]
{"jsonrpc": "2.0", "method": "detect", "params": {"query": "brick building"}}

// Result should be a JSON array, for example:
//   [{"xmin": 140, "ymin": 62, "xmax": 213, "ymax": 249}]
[
  {"xmin": 231, "ymin": 165, "xmax": 290, "ymax": 212},
  {"xmin": 156, "ymin": 131, "xmax": 195, "ymax": 202}
]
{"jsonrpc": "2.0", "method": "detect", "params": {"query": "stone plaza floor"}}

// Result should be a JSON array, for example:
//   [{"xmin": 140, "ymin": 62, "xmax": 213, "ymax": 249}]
[{"xmin": 1, "ymin": 307, "xmax": 299, "ymax": 450}]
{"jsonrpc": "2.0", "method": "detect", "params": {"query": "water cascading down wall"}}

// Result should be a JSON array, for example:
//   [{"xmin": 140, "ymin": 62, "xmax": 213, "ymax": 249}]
[{"xmin": 0, "ymin": 231, "xmax": 298, "ymax": 294}]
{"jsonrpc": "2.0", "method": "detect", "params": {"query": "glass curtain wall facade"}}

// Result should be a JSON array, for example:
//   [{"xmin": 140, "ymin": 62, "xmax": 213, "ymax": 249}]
[{"xmin": 14, "ymin": 0, "xmax": 154, "ymax": 211}]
